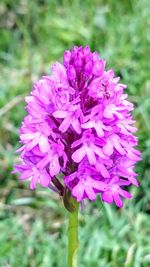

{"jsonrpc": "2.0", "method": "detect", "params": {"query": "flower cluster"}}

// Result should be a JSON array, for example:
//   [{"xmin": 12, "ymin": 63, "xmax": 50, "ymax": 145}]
[{"xmin": 14, "ymin": 46, "xmax": 141, "ymax": 208}]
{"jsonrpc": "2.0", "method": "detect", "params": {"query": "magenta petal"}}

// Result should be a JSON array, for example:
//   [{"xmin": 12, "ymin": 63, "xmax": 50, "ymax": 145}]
[
  {"xmin": 127, "ymin": 125, "xmax": 137, "ymax": 132},
  {"xmin": 102, "ymin": 191, "xmax": 113, "ymax": 204},
  {"xmin": 119, "ymin": 188, "xmax": 132, "ymax": 199},
  {"xmin": 49, "ymin": 157, "xmax": 60, "ymax": 176},
  {"xmin": 39, "ymin": 135, "xmax": 50, "ymax": 153},
  {"xmin": 96, "ymin": 163, "xmax": 110, "ymax": 178},
  {"xmin": 16, "ymin": 145, "xmax": 25, "ymax": 153},
  {"xmin": 103, "ymin": 105, "xmax": 114, "ymax": 118},
  {"xmin": 92, "ymin": 180, "xmax": 108, "ymax": 191},
  {"xmin": 72, "ymin": 119, "xmax": 82, "ymax": 134},
  {"xmin": 72, "ymin": 146, "xmax": 86, "ymax": 163},
  {"xmin": 85, "ymin": 186, "xmax": 96, "ymax": 200},
  {"xmin": 65, "ymin": 172, "xmax": 77, "ymax": 183},
  {"xmin": 113, "ymin": 140, "xmax": 125, "ymax": 155},
  {"xmin": 86, "ymin": 147, "xmax": 96, "ymax": 165},
  {"xmin": 14, "ymin": 164, "xmax": 28, "ymax": 172},
  {"xmin": 20, "ymin": 133, "xmax": 34, "ymax": 140},
  {"xmin": 81, "ymin": 121, "xmax": 94, "ymax": 129},
  {"xmin": 113, "ymin": 192, "xmax": 123, "ymax": 208},
  {"xmin": 59, "ymin": 116, "xmax": 71, "ymax": 132},
  {"xmin": 26, "ymin": 137, "xmax": 39, "ymax": 150},
  {"xmin": 20, "ymin": 170, "xmax": 32, "ymax": 180},
  {"xmin": 72, "ymin": 182, "xmax": 84, "ymax": 202},
  {"xmin": 30, "ymin": 174, "xmax": 38, "ymax": 190},
  {"xmin": 71, "ymin": 139, "xmax": 82, "ymax": 148},
  {"xmin": 95, "ymin": 123, "xmax": 104, "ymax": 137},
  {"xmin": 53, "ymin": 110, "xmax": 68, "ymax": 118},
  {"xmin": 94, "ymin": 145, "xmax": 108, "ymax": 159},
  {"xmin": 103, "ymin": 140, "xmax": 113, "ymax": 156},
  {"xmin": 128, "ymin": 176, "xmax": 139, "ymax": 186},
  {"xmin": 40, "ymin": 170, "xmax": 51, "ymax": 187},
  {"xmin": 37, "ymin": 155, "xmax": 51, "ymax": 169}
]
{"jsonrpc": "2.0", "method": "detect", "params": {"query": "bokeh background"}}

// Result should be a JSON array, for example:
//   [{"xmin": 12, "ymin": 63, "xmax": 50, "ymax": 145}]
[{"xmin": 0, "ymin": 0, "xmax": 150, "ymax": 266}]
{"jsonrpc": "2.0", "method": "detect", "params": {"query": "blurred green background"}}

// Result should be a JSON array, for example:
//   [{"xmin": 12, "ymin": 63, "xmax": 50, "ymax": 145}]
[{"xmin": 0, "ymin": 0, "xmax": 150, "ymax": 266}]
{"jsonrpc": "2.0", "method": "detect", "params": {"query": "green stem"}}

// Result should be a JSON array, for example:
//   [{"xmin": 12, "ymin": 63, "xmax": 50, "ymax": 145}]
[{"xmin": 68, "ymin": 198, "xmax": 79, "ymax": 267}]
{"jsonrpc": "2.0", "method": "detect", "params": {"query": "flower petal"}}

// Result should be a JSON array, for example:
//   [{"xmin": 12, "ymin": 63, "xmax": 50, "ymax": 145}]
[
  {"xmin": 72, "ymin": 119, "xmax": 82, "ymax": 134},
  {"xmin": 96, "ymin": 163, "xmax": 110, "ymax": 178},
  {"xmin": 49, "ymin": 156, "xmax": 60, "ymax": 176},
  {"xmin": 72, "ymin": 146, "xmax": 86, "ymax": 163},
  {"xmin": 59, "ymin": 116, "xmax": 71, "ymax": 132},
  {"xmin": 103, "ymin": 140, "xmax": 113, "ymax": 156},
  {"xmin": 40, "ymin": 170, "xmax": 51, "ymax": 187},
  {"xmin": 119, "ymin": 188, "xmax": 132, "ymax": 199},
  {"xmin": 20, "ymin": 170, "xmax": 32, "ymax": 180},
  {"xmin": 113, "ymin": 192, "xmax": 123, "ymax": 208},
  {"xmin": 72, "ymin": 182, "xmax": 84, "ymax": 202},
  {"xmin": 95, "ymin": 122, "xmax": 104, "ymax": 137},
  {"xmin": 53, "ymin": 110, "xmax": 68, "ymax": 118},
  {"xmin": 86, "ymin": 146, "xmax": 96, "ymax": 165},
  {"xmin": 85, "ymin": 185, "xmax": 96, "ymax": 200},
  {"xmin": 102, "ymin": 191, "xmax": 113, "ymax": 204},
  {"xmin": 103, "ymin": 104, "xmax": 114, "ymax": 118},
  {"xmin": 39, "ymin": 135, "xmax": 50, "ymax": 153},
  {"xmin": 92, "ymin": 180, "xmax": 108, "ymax": 191},
  {"xmin": 30, "ymin": 174, "xmax": 38, "ymax": 190}
]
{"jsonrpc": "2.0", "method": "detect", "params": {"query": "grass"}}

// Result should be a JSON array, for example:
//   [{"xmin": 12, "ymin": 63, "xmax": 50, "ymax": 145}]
[{"xmin": 0, "ymin": 0, "xmax": 150, "ymax": 266}]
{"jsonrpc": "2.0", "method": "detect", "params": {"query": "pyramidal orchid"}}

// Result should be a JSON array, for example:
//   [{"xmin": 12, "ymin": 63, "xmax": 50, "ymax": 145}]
[{"xmin": 14, "ymin": 46, "xmax": 141, "ymax": 267}]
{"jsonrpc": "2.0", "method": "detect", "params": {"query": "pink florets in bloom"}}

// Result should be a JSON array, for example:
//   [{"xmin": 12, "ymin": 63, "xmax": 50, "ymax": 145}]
[{"xmin": 14, "ymin": 46, "xmax": 141, "ymax": 208}]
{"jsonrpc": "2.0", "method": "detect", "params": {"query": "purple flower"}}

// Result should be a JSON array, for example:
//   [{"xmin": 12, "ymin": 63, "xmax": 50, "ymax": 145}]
[
  {"xmin": 65, "ymin": 160, "xmax": 108, "ymax": 202},
  {"xmin": 101, "ymin": 176, "xmax": 132, "ymax": 208},
  {"xmin": 13, "ymin": 163, "xmax": 51, "ymax": 189},
  {"xmin": 14, "ymin": 46, "xmax": 141, "ymax": 208},
  {"xmin": 71, "ymin": 129, "xmax": 107, "ymax": 165}
]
